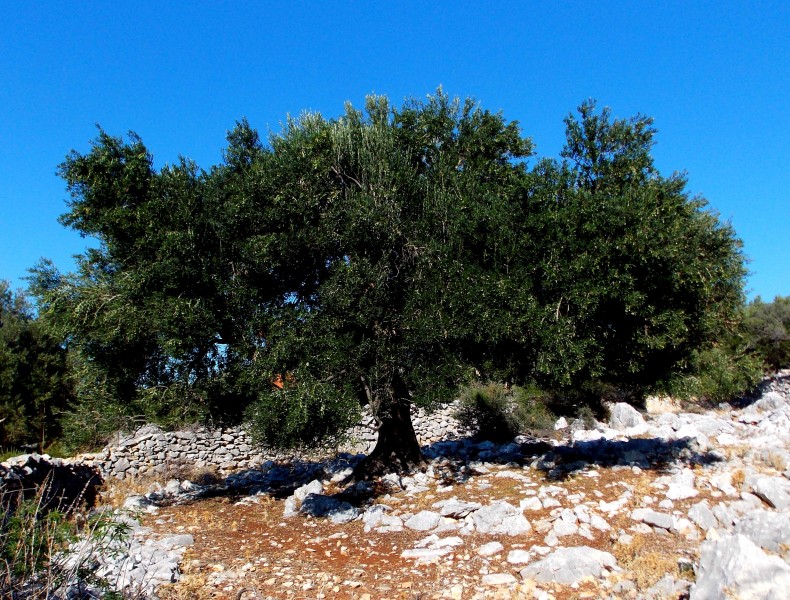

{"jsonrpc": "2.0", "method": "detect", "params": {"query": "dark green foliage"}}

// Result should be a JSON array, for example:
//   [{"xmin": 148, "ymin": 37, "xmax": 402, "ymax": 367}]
[
  {"xmin": 575, "ymin": 406, "xmax": 598, "ymax": 430},
  {"xmin": 456, "ymin": 382, "xmax": 519, "ymax": 442},
  {"xmin": 511, "ymin": 385, "xmax": 558, "ymax": 432},
  {"xmin": 744, "ymin": 295, "xmax": 790, "ymax": 370},
  {"xmin": 29, "ymin": 124, "xmax": 277, "ymax": 444},
  {"xmin": 520, "ymin": 101, "xmax": 747, "ymax": 395},
  {"xmin": 244, "ymin": 378, "xmax": 360, "ymax": 449},
  {"xmin": 0, "ymin": 283, "xmax": 71, "ymax": 450}
]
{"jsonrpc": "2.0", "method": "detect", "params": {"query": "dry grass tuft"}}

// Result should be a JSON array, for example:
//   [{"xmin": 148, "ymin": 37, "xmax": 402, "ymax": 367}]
[
  {"xmin": 162, "ymin": 462, "xmax": 222, "ymax": 485},
  {"xmin": 613, "ymin": 533, "xmax": 682, "ymax": 590},
  {"xmin": 730, "ymin": 468, "xmax": 745, "ymax": 491},
  {"xmin": 761, "ymin": 451, "xmax": 788, "ymax": 472},
  {"xmin": 725, "ymin": 444, "xmax": 751, "ymax": 461},
  {"xmin": 158, "ymin": 551, "xmax": 213, "ymax": 600}
]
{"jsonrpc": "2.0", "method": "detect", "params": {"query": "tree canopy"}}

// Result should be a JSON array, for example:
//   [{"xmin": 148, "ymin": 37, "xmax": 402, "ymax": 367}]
[
  {"xmin": 744, "ymin": 295, "xmax": 790, "ymax": 370},
  {"xmin": 31, "ymin": 92, "xmax": 748, "ymax": 473},
  {"xmin": 0, "ymin": 282, "xmax": 71, "ymax": 450}
]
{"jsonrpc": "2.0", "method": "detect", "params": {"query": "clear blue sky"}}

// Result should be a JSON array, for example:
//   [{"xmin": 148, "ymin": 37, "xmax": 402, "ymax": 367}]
[{"xmin": 1, "ymin": 1, "xmax": 787, "ymax": 300}]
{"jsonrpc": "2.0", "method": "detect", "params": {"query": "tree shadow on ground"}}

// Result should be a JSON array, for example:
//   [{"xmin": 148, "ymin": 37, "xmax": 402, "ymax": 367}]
[
  {"xmin": 419, "ymin": 433, "xmax": 722, "ymax": 483},
  {"xmin": 529, "ymin": 436, "xmax": 723, "ymax": 481},
  {"xmin": 157, "ymin": 430, "xmax": 722, "ymax": 512},
  {"xmin": 150, "ymin": 452, "xmax": 369, "ymax": 509}
]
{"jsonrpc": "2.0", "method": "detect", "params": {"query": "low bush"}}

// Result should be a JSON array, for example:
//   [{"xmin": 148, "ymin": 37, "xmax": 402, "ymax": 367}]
[
  {"xmin": 245, "ymin": 378, "xmax": 360, "ymax": 449},
  {"xmin": 661, "ymin": 345, "xmax": 762, "ymax": 405},
  {"xmin": 0, "ymin": 447, "xmax": 24, "ymax": 463},
  {"xmin": 456, "ymin": 382, "xmax": 557, "ymax": 442},
  {"xmin": 574, "ymin": 405, "xmax": 598, "ymax": 430},
  {"xmin": 511, "ymin": 384, "xmax": 559, "ymax": 432}
]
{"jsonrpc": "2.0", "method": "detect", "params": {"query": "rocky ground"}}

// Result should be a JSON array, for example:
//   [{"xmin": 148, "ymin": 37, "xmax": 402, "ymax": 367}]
[{"xmin": 26, "ymin": 373, "xmax": 790, "ymax": 600}]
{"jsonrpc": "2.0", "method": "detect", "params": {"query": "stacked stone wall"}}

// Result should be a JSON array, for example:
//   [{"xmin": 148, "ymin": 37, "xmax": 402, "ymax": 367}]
[{"xmin": 74, "ymin": 401, "xmax": 470, "ymax": 480}]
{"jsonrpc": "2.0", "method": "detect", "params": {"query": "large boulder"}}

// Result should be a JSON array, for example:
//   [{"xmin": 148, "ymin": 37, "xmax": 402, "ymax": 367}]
[
  {"xmin": 691, "ymin": 534, "xmax": 790, "ymax": 600},
  {"xmin": 609, "ymin": 403, "xmax": 645, "ymax": 431},
  {"xmin": 750, "ymin": 475, "xmax": 790, "ymax": 510},
  {"xmin": 734, "ymin": 510, "xmax": 790, "ymax": 553}
]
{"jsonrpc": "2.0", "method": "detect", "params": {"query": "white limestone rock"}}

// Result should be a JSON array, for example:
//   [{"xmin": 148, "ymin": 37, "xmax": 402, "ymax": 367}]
[
  {"xmin": 647, "ymin": 574, "xmax": 691, "ymax": 600},
  {"xmin": 688, "ymin": 501, "xmax": 718, "ymax": 532},
  {"xmin": 405, "ymin": 510, "xmax": 442, "ymax": 531},
  {"xmin": 750, "ymin": 391, "xmax": 786, "ymax": 413},
  {"xmin": 631, "ymin": 508, "xmax": 675, "ymax": 531},
  {"xmin": 590, "ymin": 514, "xmax": 611, "ymax": 531},
  {"xmin": 519, "ymin": 546, "xmax": 617, "ymax": 585},
  {"xmin": 666, "ymin": 468, "xmax": 698, "ymax": 500},
  {"xmin": 520, "ymin": 496, "xmax": 543, "ymax": 511},
  {"xmin": 733, "ymin": 510, "xmax": 790, "ymax": 553},
  {"xmin": 477, "ymin": 541, "xmax": 504, "ymax": 556},
  {"xmin": 374, "ymin": 514, "xmax": 404, "ymax": 533},
  {"xmin": 299, "ymin": 494, "xmax": 359, "ymax": 523},
  {"xmin": 293, "ymin": 479, "xmax": 323, "ymax": 502},
  {"xmin": 609, "ymin": 403, "xmax": 645, "ymax": 431},
  {"xmin": 472, "ymin": 501, "xmax": 532, "ymax": 536},
  {"xmin": 434, "ymin": 498, "xmax": 482, "ymax": 519},
  {"xmin": 482, "ymin": 573, "xmax": 517, "ymax": 586},
  {"xmin": 552, "ymin": 517, "xmax": 579, "ymax": 537},
  {"xmin": 507, "ymin": 549, "xmax": 532, "ymax": 564},
  {"xmin": 709, "ymin": 472, "xmax": 739, "ymax": 497},
  {"xmin": 401, "ymin": 547, "xmax": 453, "ymax": 562},
  {"xmin": 751, "ymin": 475, "xmax": 790, "ymax": 510},
  {"xmin": 691, "ymin": 534, "xmax": 790, "ymax": 600}
]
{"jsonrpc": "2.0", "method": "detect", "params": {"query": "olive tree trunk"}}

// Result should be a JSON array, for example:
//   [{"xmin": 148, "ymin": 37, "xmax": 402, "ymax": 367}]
[{"xmin": 353, "ymin": 394, "xmax": 425, "ymax": 479}]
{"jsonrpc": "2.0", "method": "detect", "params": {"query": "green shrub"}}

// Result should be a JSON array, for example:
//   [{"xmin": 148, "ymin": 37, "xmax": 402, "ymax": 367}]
[
  {"xmin": 0, "ymin": 281, "xmax": 72, "ymax": 451},
  {"xmin": 59, "ymin": 395, "xmax": 137, "ymax": 454},
  {"xmin": 575, "ymin": 405, "xmax": 598, "ymax": 430},
  {"xmin": 662, "ymin": 345, "xmax": 762, "ymax": 404},
  {"xmin": 1, "ymin": 492, "xmax": 72, "ymax": 588},
  {"xmin": 41, "ymin": 441, "xmax": 68, "ymax": 459},
  {"xmin": 511, "ymin": 384, "xmax": 558, "ymax": 432},
  {"xmin": 0, "ymin": 447, "xmax": 24, "ymax": 463},
  {"xmin": 456, "ymin": 382, "xmax": 516, "ymax": 442},
  {"xmin": 456, "ymin": 382, "xmax": 557, "ymax": 442}
]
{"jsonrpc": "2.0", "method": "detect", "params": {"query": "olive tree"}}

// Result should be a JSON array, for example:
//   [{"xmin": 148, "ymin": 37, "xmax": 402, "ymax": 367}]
[{"xmin": 34, "ymin": 93, "xmax": 748, "ymax": 474}]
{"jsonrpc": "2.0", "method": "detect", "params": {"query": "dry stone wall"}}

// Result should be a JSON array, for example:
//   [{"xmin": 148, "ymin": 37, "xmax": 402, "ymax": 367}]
[
  {"xmin": 77, "ymin": 401, "xmax": 470, "ymax": 480},
  {"xmin": 0, "ymin": 454, "xmax": 101, "ymax": 510}
]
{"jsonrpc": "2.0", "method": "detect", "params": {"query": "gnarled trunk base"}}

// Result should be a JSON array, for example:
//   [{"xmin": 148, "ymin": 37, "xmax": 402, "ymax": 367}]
[{"xmin": 352, "ymin": 398, "xmax": 425, "ymax": 480}]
